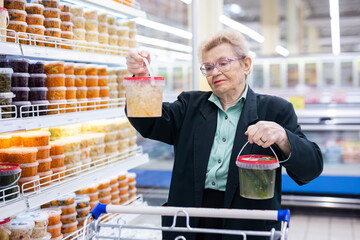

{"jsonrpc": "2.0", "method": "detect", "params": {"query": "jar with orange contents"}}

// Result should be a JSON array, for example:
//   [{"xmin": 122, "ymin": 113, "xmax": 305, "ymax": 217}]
[
  {"xmin": 44, "ymin": 18, "xmax": 61, "ymax": 28},
  {"xmin": 48, "ymin": 100, "xmax": 66, "ymax": 114},
  {"xmin": 64, "ymin": 75, "xmax": 75, "ymax": 87},
  {"xmin": 19, "ymin": 161, "xmax": 38, "ymax": 177},
  {"xmin": 51, "ymin": 166, "xmax": 65, "ymax": 181},
  {"xmin": 85, "ymin": 64, "xmax": 97, "ymax": 76},
  {"xmin": 50, "ymin": 193, "xmax": 75, "ymax": 206},
  {"xmin": 61, "ymin": 31, "xmax": 73, "ymax": 40},
  {"xmin": 46, "ymin": 74, "xmax": 65, "ymax": 87},
  {"xmin": 43, "ymin": 7, "xmax": 60, "ymax": 18},
  {"xmin": 6, "ymin": 147, "xmax": 38, "ymax": 164},
  {"xmin": 74, "ymin": 64, "xmax": 86, "ymax": 75},
  {"xmin": 74, "ymin": 75, "xmax": 86, "ymax": 87},
  {"xmin": 87, "ymin": 192, "xmax": 98, "ymax": 202},
  {"xmin": 111, "ymin": 191, "xmax": 119, "ymax": 200},
  {"xmin": 37, "ymin": 145, "xmax": 50, "ymax": 159},
  {"xmin": 76, "ymin": 87, "xmax": 87, "ymax": 99},
  {"xmin": 127, "ymin": 172, "xmax": 136, "ymax": 182},
  {"xmin": 50, "ymin": 141, "xmax": 65, "ymax": 155},
  {"xmin": 8, "ymin": 20, "xmax": 27, "ymax": 32},
  {"xmin": 97, "ymin": 180, "xmax": 110, "ymax": 190},
  {"xmin": 0, "ymin": 134, "xmax": 11, "ymax": 149},
  {"xmin": 47, "ymin": 87, "xmax": 66, "ymax": 100},
  {"xmin": 85, "ymin": 76, "xmax": 98, "ymax": 87},
  {"xmin": 65, "ymin": 87, "xmax": 76, "ymax": 100},
  {"xmin": 98, "ymin": 76, "xmax": 108, "ymax": 87},
  {"xmin": 75, "ymin": 195, "xmax": 90, "ymax": 208},
  {"xmin": 18, "ymin": 175, "xmax": 39, "ymax": 193},
  {"xmin": 61, "ymin": 221, "xmax": 78, "ymax": 235},
  {"xmin": 87, "ymin": 97, "xmax": 101, "ymax": 110},
  {"xmin": 100, "ymin": 97, "xmax": 109, "ymax": 109},
  {"xmin": 25, "ymin": 3, "xmax": 44, "ymax": 15},
  {"xmin": 99, "ymin": 86, "xmax": 109, "ymax": 98},
  {"xmin": 47, "ymin": 223, "xmax": 62, "ymax": 238},
  {"xmin": 119, "ymin": 193, "xmax": 129, "ymax": 203},
  {"xmin": 39, "ymin": 170, "xmax": 52, "ymax": 186},
  {"xmin": 117, "ymin": 171, "xmax": 127, "ymax": 181},
  {"xmin": 97, "ymin": 65, "xmax": 107, "ymax": 76},
  {"xmin": 60, "ymin": 22, "xmax": 73, "ymax": 32},
  {"xmin": 5, "ymin": 0, "xmax": 26, "ymax": 10},
  {"xmin": 64, "ymin": 63, "xmax": 74, "ymax": 75},
  {"xmin": 38, "ymin": 157, "xmax": 51, "ymax": 172},
  {"xmin": 60, "ymin": 12, "xmax": 71, "ymax": 22},
  {"xmin": 45, "ymin": 61, "xmax": 64, "ymax": 74},
  {"xmin": 9, "ymin": 9, "xmax": 27, "ymax": 21},
  {"xmin": 89, "ymin": 201, "xmax": 98, "ymax": 210},
  {"xmin": 87, "ymin": 87, "xmax": 99, "ymax": 98},
  {"xmin": 21, "ymin": 131, "xmax": 50, "ymax": 147},
  {"xmin": 98, "ymin": 187, "xmax": 111, "ymax": 198},
  {"xmin": 77, "ymin": 98, "xmax": 87, "ymax": 112},
  {"xmin": 65, "ymin": 99, "xmax": 77, "ymax": 113},
  {"xmin": 41, "ymin": 208, "xmax": 61, "ymax": 225},
  {"xmin": 76, "ymin": 206, "xmax": 90, "ymax": 218},
  {"xmin": 59, "ymin": 3, "xmax": 71, "ymax": 12},
  {"xmin": 26, "ymin": 25, "xmax": 45, "ymax": 35},
  {"xmin": 60, "ymin": 212, "xmax": 77, "ymax": 224},
  {"xmin": 50, "ymin": 154, "xmax": 64, "ymax": 168}
]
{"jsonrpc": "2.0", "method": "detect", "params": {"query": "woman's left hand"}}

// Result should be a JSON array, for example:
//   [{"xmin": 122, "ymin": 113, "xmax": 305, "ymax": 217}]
[{"xmin": 245, "ymin": 121, "xmax": 291, "ymax": 156}]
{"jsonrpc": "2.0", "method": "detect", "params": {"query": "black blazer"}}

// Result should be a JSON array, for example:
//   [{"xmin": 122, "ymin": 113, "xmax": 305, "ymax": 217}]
[{"xmin": 127, "ymin": 87, "xmax": 323, "ymax": 240}]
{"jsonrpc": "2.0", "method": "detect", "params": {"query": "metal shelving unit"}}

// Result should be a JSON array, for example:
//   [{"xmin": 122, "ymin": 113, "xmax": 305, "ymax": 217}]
[{"xmin": 0, "ymin": 148, "xmax": 149, "ymax": 219}]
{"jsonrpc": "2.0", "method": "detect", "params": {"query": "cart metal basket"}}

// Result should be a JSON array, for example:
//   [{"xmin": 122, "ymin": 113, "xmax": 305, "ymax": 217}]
[{"xmin": 83, "ymin": 203, "xmax": 290, "ymax": 240}]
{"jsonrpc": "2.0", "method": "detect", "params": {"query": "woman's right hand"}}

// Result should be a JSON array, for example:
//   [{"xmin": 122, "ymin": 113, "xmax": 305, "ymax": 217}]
[{"xmin": 126, "ymin": 49, "xmax": 151, "ymax": 77}]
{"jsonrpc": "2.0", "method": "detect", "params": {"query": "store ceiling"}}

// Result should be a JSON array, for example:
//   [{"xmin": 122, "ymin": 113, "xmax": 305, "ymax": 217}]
[{"xmin": 223, "ymin": 0, "xmax": 360, "ymax": 55}]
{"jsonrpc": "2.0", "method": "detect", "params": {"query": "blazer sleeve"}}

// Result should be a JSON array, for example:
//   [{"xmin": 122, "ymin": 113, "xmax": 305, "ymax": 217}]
[
  {"xmin": 277, "ymin": 101, "xmax": 323, "ymax": 185},
  {"xmin": 126, "ymin": 92, "xmax": 189, "ymax": 145}
]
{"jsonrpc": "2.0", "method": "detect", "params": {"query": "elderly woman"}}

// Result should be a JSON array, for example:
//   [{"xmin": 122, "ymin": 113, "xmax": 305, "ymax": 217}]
[{"xmin": 126, "ymin": 29, "xmax": 323, "ymax": 240}]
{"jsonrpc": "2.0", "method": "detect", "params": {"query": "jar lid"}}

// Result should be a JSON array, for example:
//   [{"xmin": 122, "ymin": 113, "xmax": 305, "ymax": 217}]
[
  {"xmin": 40, "ymin": 208, "xmax": 61, "ymax": 217},
  {"xmin": 46, "ymin": 74, "xmax": 65, "ymax": 77},
  {"xmin": 0, "ymin": 68, "xmax": 14, "ymax": 74},
  {"xmin": 0, "ymin": 217, "xmax": 11, "ymax": 225},
  {"xmin": 44, "ymin": 7, "xmax": 60, "ymax": 12},
  {"xmin": 45, "ymin": 28, "xmax": 62, "ymax": 32},
  {"xmin": 38, "ymin": 170, "xmax": 52, "ymax": 177},
  {"xmin": 37, "ymin": 157, "xmax": 51, "ymax": 163},
  {"xmin": 46, "ymin": 222, "xmax": 62, "ymax": 230},
  {"xmin": 30, "ymin": 73, "xmax": 47, "ymax": 78},
  {"xmin": 75, "ymin": 195, "xmax": 90, "ymax": 203},
  {"xmin": 31, "ymin": 100, "xmax": 49, "ymax": 105},
  {"xmin": 0, "ymin": 7, "xmax": 8, "ymax": 12},
  {"xmin": 0, "ymin": 163, "xmax": 21, "ymax": 175},
  {"xmin": 19, "ymin": 161, "xmax": 39, "ymax": 168},
  {"xmin": 12, "ymin": 101, "xmax": 31, "ymax": 106},
  {"xmin": 47, "ymin": 87, "xmax": 66, "ymax": 90},
  {"xmin": 17, "ymin": 211, "xmax": 49, "ymax": 222},
  {"xmin": 236, "ymin": 155, "xmax": 280, "ymax": 170},
  {"xmin": 45, "ymin": 17, "xmax": 61, "ymax": 22},
  {"xmin": 0, "ymin": 92, "xmax": 15, "ymax": 98},
  {"xmin": 50, "ymin": 154, "xmax": 65, "ymax": 159},
  {"xmin": 28, "ymin": 24, "xmax": 46, "ymax": 29},
  {"xmin": 8, "ymin": 9, "xmax": 27, "ymax": 14},
  {"xmin": 10, "ymin": 219, "xmax": 35, "ymax": 230},
  {"xmin": 18, "ymin": 175, "xmax": 39, "ymax": 182},
  {"xmin": 30, "ymin": 87, "xmax": 48, "ymax": 91},
  {"xmin": 55, "ymin": 192, "xmax": 75, "ymax": 201},
  {"xmin": 12, "ymin": 73, "xmax": 30, "ymax": 78}
]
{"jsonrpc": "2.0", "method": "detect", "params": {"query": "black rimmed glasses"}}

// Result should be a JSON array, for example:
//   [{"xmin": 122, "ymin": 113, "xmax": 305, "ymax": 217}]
[{"xmin": 200, "ymin": 56, "xmax": 246, "ymax": 77}]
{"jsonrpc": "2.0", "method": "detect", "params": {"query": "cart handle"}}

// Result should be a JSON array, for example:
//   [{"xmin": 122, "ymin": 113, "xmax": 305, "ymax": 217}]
[{"xmin": 91, "ymin": 203, "xmax": 290, "ymax": 225}]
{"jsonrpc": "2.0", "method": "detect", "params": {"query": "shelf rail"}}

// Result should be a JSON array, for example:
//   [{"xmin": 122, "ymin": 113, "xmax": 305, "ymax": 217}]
[
  {"xmin": 0, "ymin": 98, "xmax": 125, "ymax": 120},
  {"xmin": 21, "ymin": 146, "xmax": 142, "ymax": 196},
  {"xmin": 0, "ymin": 29, "xmax": 130, "ymax": 56}
]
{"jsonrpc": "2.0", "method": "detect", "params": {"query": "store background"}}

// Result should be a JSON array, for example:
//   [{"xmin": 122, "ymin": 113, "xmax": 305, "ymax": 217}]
[{"xmin": 0, "ymin": 0, "xmax": 359, "ymax": 239}]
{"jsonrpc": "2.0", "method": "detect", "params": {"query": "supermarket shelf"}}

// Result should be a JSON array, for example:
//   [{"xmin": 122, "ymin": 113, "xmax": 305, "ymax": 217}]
[
  {"xmin": 296, "ymin": 108, "xmax": 360, "ymax": 118},
  {"xmin": 301, "ymin": 124, "xmax": 360, "ymax": 131},
  {"xmin": 0, "ymin": 40, "xmax": 127, "ymax": 65},
  {"xmin": 66, "ymin": 0, "xmax": 146, "ymax": 18},
  {"xmin": 0, "ymin": 98, "xmax": 125, "ymax": 133},
  {"xmin": 0, "ymin": 150, "xmax": 149, "ymax": 219},
  {"xmin": 21, "ymin": 44, "xmax": 126, "ymax": 65}
]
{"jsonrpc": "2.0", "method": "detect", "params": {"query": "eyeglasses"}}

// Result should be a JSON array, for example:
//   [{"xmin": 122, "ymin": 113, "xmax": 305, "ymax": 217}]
[{"xmin": 200, "ymin": 56, "xmax": 246, "ymax": 77}]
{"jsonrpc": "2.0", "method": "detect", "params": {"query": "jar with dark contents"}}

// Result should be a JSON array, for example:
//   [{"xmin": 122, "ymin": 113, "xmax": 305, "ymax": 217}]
[
  {"xmin": 4, "ymin": 0, "xmax": 27, "ymax": 11},
  {"xmin": 0, "ymin": 68, "xmax": 13, "ymax": 93},
  {"xmin": 8, "ymin": 9, "xmax": 27, "ymax": 22},
  {"xmin": 0, "ymin": 92, "xmax": 15, "ymax": 119},
  {"xmin": 12, "ymin": 100, "xmax": 31, "ymax": 118},
  {"xmin": 28, "ymin": 60, "xmax": 45, "ymax": 74},
  {"xmin": 29, "ymin": 73, "xmax": 46, "ymax": 87},
  {"xmin": 29, "ymin": 87, "xmax": 48, "ymax": 101},
  {"xmin": 31, "ymin": 100, "xmax": 49, "ymax": 116},
  {"xmin": 11, "ymin": 73, "xmax": 30, "ymax": 87},
  {"xmin": 11, "ymin": 87, "xmax": 29, "ymax": 101},
  {"xmin": 8, "ymin": 58, "xmax": 29, "ymax": 73}
]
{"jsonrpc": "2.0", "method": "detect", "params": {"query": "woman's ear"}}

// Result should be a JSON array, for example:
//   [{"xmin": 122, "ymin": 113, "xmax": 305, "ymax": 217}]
[{"xmin": 243, "ymin": 57, "xmax": 252, "ymax": 75}]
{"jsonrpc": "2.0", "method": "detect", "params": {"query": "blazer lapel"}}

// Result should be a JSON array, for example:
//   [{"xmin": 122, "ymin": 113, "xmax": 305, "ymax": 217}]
[
  {"xmin": 193, "ymin": 100, "xmax": 218, "ymax": 207},
  {"xmin": 224, "ymin": 87, "xmax": 259, "ymax": 208}
]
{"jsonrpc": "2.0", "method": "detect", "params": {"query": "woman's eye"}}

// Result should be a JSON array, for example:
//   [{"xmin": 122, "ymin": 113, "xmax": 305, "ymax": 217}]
[
  {"xmin": 205, "ymin": 65, "xmax": 213, "ymax": 71},
  {"xmin": 219, "ymin": 61, "xmax": 228, "ymax": 67}
]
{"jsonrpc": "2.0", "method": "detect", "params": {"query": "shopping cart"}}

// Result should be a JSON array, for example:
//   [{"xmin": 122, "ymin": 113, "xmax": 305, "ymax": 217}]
[{"xmin": 83, "ymin": 203, "xmax": 290, "ymax": 240}]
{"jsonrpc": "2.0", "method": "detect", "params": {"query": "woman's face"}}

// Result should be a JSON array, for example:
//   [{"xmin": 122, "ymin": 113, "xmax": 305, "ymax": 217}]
[{"xmin": 202, "ymin": 43, "xmax": 251, "ymax": 98}]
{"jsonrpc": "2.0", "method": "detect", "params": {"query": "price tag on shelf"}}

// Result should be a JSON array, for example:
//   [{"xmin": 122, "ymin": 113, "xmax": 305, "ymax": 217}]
[{"xmin": 289, "ymin": 96, "xmax": 305, "ymax": 109}]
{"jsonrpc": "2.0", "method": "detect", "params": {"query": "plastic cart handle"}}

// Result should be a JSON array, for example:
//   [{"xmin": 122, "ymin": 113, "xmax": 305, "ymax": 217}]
[{"xmin": 91, "ymin": 203, "xmax": 290, "ymax": 225}]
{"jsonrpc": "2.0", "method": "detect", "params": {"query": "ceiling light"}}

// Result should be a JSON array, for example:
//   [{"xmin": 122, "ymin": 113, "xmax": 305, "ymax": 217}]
[
  {"xmin": 329, "ymin": 0, "xmax": 341, "ymax": 55},
  {"xmin": 230, "ymin": 4, "xmax": 242, "ymax": 14},
  {"xmin": 136, "ymin": 35, "xmax": 192, "ymax": 53},
  {"xmin": 275, "ymin": 45, "xmax": 290, "ymax": 57},
  {"xmin": 134, "ymin": 18, "xmax": 192, "ymax": 39},
  {"xmin": 219, "ymin": 15, "xmax": 265, "ymax": 43},
  {"xmin": 180, "ymin": 0, "xmax": 192, "ymax": 4}
]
